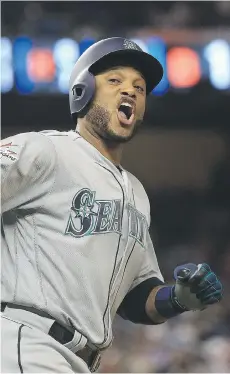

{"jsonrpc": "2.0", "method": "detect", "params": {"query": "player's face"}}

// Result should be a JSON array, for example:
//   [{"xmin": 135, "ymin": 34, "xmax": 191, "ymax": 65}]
[{"xmin": 85, "ymin": 66, "xmax": 147, "ymax": 143}]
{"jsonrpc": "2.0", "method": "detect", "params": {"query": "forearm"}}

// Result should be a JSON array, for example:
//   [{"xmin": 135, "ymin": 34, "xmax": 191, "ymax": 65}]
[
  {"xmin": 118, "ymin": 263, "xmax": 222, "ymax": 325},
  {"xmin": 117, "ymin": 277, "xmax": 166, "ymax": 324},
  {"xmin": 145, "ymin": 284, "xmax": 186, "ymax": 323},
  {"xmin": 117, "ymin": 279, "xmax": 185, "ymax": 325},
  {"xmin": 145, "ymin": 285, "xmax": 169, "ymax": 323}
]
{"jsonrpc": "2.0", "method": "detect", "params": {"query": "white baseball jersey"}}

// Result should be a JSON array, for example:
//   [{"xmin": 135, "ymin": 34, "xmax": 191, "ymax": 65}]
[{"xmin": 1, "ymin": 130, "xmax": 163, "ymax": 349}]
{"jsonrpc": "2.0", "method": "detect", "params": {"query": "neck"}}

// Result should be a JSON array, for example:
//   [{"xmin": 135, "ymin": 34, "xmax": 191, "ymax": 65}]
[{"xmin": 76, "ymin": 121, "xmax": 123, "ymax": 166}]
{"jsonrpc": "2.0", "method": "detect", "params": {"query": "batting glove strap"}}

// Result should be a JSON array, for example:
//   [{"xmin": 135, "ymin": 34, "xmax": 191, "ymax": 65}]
[
  {"xmin": 171, "ymin": 285, "xmax": 189, "ymax": 312},
  {"xmin": 155, "ymin": 286, "xmax": 187, "ymax": 319}
]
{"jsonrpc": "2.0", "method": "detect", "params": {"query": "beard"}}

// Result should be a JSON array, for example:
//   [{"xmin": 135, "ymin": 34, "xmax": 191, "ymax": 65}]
[{"xmin": 85, "ymin": 103, "xmax": 144, "ymax": 143}]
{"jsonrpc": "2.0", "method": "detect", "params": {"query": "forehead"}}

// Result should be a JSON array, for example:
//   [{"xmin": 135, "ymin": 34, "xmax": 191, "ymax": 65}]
[{"xmin": 98, "ymin": 66, "xmax": 145, "ymax": 81}]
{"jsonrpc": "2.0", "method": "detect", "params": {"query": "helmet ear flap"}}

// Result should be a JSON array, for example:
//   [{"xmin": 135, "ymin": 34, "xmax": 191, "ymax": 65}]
[
  {"xmin": 72, "ymin": 84, "xmax": 85, "ymax": 100},
  {"xmin": 69, "ymin": 69, "xmax": 95, "ymax": 120}
]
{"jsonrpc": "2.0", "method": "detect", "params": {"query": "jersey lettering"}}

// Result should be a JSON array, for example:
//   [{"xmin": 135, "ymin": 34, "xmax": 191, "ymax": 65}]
[
  {"xmin": 127, "ymin": 204, "xmax": 147, "ymax": 247},
  {"xmin": 109, "ymin": 200, "xmax": 122, "ymax": 233},
  {"xmin": 65, "ymin": 189, "xmax": 123, "ymax": 238},
  {"xmin": 94, "ymin": 201, "xmax": 113, "ymax": 233},
  {"xmin": 65, "ymin": 188, "xmax": 96, "ymax": 237},
  {"xmin": 65, "ymin": 189, "xmax": 147, "ymax": 245}
]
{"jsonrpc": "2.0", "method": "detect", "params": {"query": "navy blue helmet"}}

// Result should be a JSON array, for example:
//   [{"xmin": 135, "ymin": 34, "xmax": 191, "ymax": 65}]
[{"xmin": 69, "ymin": 37, "xmax": 163, "ymax": 119}]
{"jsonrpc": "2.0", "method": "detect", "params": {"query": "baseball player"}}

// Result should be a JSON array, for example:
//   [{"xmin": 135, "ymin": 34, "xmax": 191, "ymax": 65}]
[{"xmin": 1, "ymin": 37, "xmax": 223, "ymax": 373}]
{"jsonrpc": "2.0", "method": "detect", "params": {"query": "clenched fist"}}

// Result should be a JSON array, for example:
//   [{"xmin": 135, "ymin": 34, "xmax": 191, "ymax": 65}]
[{"xmin": 172, "ymin": 263, "xmax": 223, "ymax": 311}]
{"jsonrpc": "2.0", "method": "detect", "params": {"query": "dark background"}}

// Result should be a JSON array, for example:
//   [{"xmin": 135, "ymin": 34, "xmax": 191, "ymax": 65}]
[{"xmin": 1, "ymin": 2, "xmax": 230, "ymax": 372}]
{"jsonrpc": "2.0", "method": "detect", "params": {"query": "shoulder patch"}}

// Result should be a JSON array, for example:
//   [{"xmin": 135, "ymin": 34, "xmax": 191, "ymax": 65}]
[{"xmin": 0, "ymin": 142, "xmax": 19, "ymax": 161}]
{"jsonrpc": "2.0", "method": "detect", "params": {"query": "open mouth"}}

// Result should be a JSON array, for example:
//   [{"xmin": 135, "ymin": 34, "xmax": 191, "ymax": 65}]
[{"xmin": 117, "ymin": 99, "xmax": 135, "ymax": 126}]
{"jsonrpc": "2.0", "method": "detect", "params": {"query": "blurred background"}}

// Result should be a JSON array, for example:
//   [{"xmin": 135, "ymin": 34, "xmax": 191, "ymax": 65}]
[{"xmin": 1, "ymin": 1, "xmax": 230, "ymax": 372}]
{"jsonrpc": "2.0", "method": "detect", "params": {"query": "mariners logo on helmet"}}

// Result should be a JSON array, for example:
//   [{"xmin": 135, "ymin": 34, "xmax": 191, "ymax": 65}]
[{"xmin": 123, "ymin": 39, "xmax": 140, "ymax": 50}]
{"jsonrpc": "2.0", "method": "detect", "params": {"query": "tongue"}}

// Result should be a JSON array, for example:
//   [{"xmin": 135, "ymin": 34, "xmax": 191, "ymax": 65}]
[
  {"xmin": 118, "ymin": 110, "xmax": 128, "ymax": 120},
  {"xmin": 117, "ymin": 110, "xmax": 134, "ymax": 125}
]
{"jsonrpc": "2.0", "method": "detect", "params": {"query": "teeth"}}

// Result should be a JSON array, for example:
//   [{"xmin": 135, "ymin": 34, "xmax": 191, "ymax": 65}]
[{"xmin": 121, "ymin": 102, "xmax": 132, "ymax": 107}]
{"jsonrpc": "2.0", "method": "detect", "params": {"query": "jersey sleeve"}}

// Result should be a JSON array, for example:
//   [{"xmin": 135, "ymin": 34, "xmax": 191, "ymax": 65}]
[
  {"xmin": 117, "ymin": 231, "xmax": 164, "ymax": 323},
  {"xmin": 1, "ymin": 132, "xmax": 56, "ymax": 213},
  {"xmin": 130, "ymin": 230, "xmax": 164, "ymax": 291},
  {"xmin": 125, "ymin": 171, "xmax": 164, "ymax": 290}
]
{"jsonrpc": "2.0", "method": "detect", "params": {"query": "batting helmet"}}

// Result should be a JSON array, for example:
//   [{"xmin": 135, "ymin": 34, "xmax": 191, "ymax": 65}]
[{"xmin": 69, "ymin": 37, "xmax": 163, "ymax": 120}]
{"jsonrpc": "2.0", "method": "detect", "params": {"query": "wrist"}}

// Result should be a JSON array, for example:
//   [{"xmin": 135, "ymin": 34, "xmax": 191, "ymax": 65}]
[
  {"xmin": 155, "ymin": 285, "xmax": 187, "ymax": 319},
  {"xmin": 170, "ymin": 285, "xmax": 189, "ymax": 312}
]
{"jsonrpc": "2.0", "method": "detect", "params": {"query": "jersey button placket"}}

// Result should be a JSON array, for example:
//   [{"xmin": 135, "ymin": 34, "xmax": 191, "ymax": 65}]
[{"xmin": 110, "ymin": 173, "xmax": 130, "ymax": 303}]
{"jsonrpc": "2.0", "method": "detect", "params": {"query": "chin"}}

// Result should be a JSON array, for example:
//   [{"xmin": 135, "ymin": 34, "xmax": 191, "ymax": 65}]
[
  {"xmin": 112, "ymin": 122, "xmax": 136, "ymax": 140},
  {"xmin": 102, "ymin": 126, "xmax": 134, "ymax": 143}
]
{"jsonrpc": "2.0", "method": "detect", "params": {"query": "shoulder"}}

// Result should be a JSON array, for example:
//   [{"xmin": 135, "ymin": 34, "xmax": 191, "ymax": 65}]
[
  {"xmin": 2, "ymin": 131, "xmax": 57, "ymax": 170},
  {"xmin": 38, "ymin": 129, "xmax": 81, "ymax": 148},
  {"xmin": 4, "ymin": 130, "xmax": 55, "ymax": 148},
  {"xmin": 2, "ymin": 131, "xmax": 55, "ymax": 154},
  {"xmin": 27, "ymin": 131, "xmax": 56, "ymax": 159},
  {"xmin": 27, "ymin": 129, "xmax": 80, "ymax": 156}
]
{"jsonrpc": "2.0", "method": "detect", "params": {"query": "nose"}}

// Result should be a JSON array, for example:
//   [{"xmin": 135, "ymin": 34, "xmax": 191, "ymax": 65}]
[{"xmin": 120, "ymin": 88, "xmax": 136, "ymax": 100}]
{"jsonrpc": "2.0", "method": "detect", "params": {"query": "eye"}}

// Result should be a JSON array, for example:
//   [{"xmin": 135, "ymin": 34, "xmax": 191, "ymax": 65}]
[
  {"xmin": 135, "ymin": 85, "xmax": 145, "ymax": 93},
  {"xmin": 108, "ymin": 78, "xmax": 121, "ymax": 84}
]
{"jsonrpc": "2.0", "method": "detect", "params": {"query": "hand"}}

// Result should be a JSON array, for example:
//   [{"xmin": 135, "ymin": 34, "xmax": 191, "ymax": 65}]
[{"xmin": 172, "ymin": 263, "xmax": 223, "ymax": 311}]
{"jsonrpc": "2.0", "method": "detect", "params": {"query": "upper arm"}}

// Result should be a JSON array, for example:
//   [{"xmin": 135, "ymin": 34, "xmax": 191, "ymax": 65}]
[
  {"xmin": 117, "ymin": 232, "xmax": 164, "ymax": 323},
  {"xmin": 1, "ymin": 132, "xmax": 56, "ymax": 213},
  {"xmin": 117, "ymin": 233, "xmax": 164, "ymax": 323},
  {"xmin": 117, "ymin": 172, "xmax": 164, "ymax": 320},
  {"xmin": 131, "ymin": 180, "xmax": 164, "ymax": 289},
  {"xmin": 130, "ymin": 230, "xmax": 164, "ymax": 291}
]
